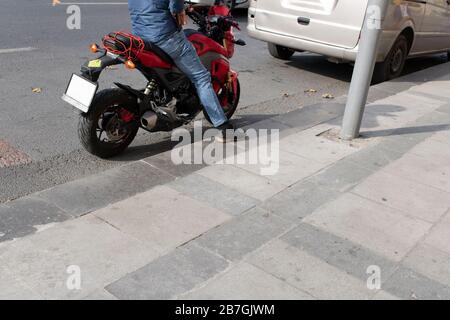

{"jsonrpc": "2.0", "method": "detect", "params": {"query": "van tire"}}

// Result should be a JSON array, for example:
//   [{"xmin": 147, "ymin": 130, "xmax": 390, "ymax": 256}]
[
  {"xmin": 268, "ymin": 43, "xmax": 295, "ymax": 60},
  {"xmin": 373, "ymin": 35, "xmax": 409, "ymax": 83}
]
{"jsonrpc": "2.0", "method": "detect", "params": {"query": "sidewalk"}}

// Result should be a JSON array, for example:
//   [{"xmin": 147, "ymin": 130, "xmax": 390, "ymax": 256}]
[{"xmin": 1, "ymin": 63, "xmax": 450, "ymax": 300}]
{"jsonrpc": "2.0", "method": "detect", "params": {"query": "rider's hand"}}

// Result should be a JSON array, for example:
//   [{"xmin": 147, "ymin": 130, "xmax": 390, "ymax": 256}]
[{"xmin": 173, "ymin": 11, "xmax": 188, "ymax": 27}]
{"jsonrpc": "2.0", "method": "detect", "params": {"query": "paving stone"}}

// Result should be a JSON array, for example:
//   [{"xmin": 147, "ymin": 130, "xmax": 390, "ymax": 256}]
[
  {"xmin": 373, "ymin": 80, "xmax": 417, "ymax": 95},
  {"xmin": 423, "ymin": 211, "xmax": 450, "ymax": 255},
  {"xmin": 303, "ymin": 193, "xmax": 432, "ymax": 262},
  {"xmin": 180, "ymin": 262, "xmax": 314, "ymax": 300},
  {"xmin": 241, "ymin": 118, "xmax": 292, "ymax": 135},
  {"xmin": 436, "ymin": 103, "xmax": 450, "ymax": 115},
  {"xmin": 184, "ymin": 132, "xmax": 250, "ymax": 166},
  {"xmin": 280, "ymin": 124, "xmax": 358, "ymax": 165},
  {"xmin": 306, "ymin": 158, "xmax": 373, "ymax": 192},
  {"xmin": 414, "ymin": 108, "xmax": 450, "ymax": 126},
  {"xmin": 360, "ymin": 92, "xmax": 444, "ymax": 137},
  {"xmin": 403, "ymin": 243, "xmax": 450, "ymax": 287},
  {"xmin": 366, "ymin": 87, "xmax": 395, "ymax": 103},
  {"xmin": 197, "ymin": 164, "xmax": 286, "ymax": 201},
  {"xmin": 353, "ymin": 171, "xmax": 450, "ymax": 223},
  {"xmin": 83, "ymin": 289, "xmax": 118, "ymax": 300},
  {"xmin": 142, "ymin": 149, "xmax": 206, "ymax": 178},
  {"xmin": 37, "ymin": 161, "xmax": 174, "ymax": 217},
  {"xmin": 260, "ymin": 181, "xmax": 340, "ymax": 222},
  {"xmin": 248, "ymin": 239, "xmax": 374, "ymax": 299},
  {"xmin": 106, "ymin": 243, "xmax": 229, "ymax": 300},
  {"xmin": 397, "ymin": 62, "xmax": 450, "ymax": 83},
  {"xmin": 345, "ymin": 143, "xmax": 404, "ymax": 172},
  {"xmin": 232, "ymin": 113, "xmax": 277, "ymax": 129},
  {"xmin": 431, "ymin": 127, "xmax": 450, "ymax": 144},
  {"xmin": 273, "ymin": 103, "xmax": 345, "ymax": 129},
  {"xmin": 371, "ymin": 290, "xmax": 401, "ymax": 300},
  {"xmin": 408, "ymin": 138, "xmax": 450, "ymax": 166},
  {"xmin": 281, "ymin": 223, "xmax": 398, "ymax": 282},
  {"xmin": 378, "ymin": 128, "xmax": 435, "ymax": 155},
  {"xmin": 169, "ymin": 173, "xmax": 259, "ymax": 216},
  {"xmin": 403, "ymin": 89, "xmax": 448, "ymax": 107},
  {"xmin": 94, "ymin": 186, "xmax": 231, "ymax": 253},
  {"xmin": 229, "ymin": 128, "xmax": 280, "ymax": 163},
  {"xmin": 408, "ymin": 90, "xmax": 450, "ymax": 103},
  {"xmin": 383, "ymin": 267, "xmax": 450, "ymax": 300},
  {"xmin": 0, "ymin": 215, "xmax": 160, "ymax": 299},
  {"xmin": 362, "ymin": 111, "xmax": 430, "ymax": 139},
  {"xmin": 409, "ymin": 79, "xmax": 450, "ymax": 100},
  {"xmin": 235, "ymin": 149, "xmax": 325, "ymax": 186},
  {"xmin": 382, "ymin": 152, "xmax": 450, "ymax": 193},
  {"xmin": 195, "ymin": 207, "xmax": 292, "ymax": 261},
  {"xmin": 0, "ymin": 196, "xmax": 70, "ymax": 242},
  {"xmin": 0, "ymin": 265, "xmax": 42, "ymax": 300},
  {"xmin": 237, "ymin": 118, "xmax": 297, "ymax": 143}
]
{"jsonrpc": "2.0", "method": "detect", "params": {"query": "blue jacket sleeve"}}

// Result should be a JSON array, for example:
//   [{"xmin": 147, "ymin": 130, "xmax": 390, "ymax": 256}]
[{"xmin": 169, "ymin": 0, "xmax": 184, "ymax": 14}]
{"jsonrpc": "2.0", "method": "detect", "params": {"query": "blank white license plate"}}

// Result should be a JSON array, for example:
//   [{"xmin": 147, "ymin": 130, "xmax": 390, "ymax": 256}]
[{"xmin": 62, "ymin": 74, "xmax": 98, "ymax": 113}]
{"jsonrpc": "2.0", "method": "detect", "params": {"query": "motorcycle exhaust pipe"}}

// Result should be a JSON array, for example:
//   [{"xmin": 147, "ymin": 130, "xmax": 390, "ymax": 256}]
[{"xmin": 141, "ymin": 111, "xmax": 158, "ymax": 131}]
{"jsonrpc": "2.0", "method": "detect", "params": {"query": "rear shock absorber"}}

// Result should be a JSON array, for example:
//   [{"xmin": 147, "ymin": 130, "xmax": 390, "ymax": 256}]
[{"xmin": 144, "ymin": 79, "xmax": 158, "ymax": 95}]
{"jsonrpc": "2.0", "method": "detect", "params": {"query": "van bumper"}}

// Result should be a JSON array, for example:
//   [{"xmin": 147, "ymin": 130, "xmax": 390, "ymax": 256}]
[{"xmin": 247, "ymin": 23, "xmax": 360, "ymax": 62}]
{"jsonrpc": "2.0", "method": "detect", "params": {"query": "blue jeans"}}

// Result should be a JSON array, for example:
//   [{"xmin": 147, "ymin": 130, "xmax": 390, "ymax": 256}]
[{"xmin": 154, "ymin": 30, "xmax": 228, "ymax": 128}]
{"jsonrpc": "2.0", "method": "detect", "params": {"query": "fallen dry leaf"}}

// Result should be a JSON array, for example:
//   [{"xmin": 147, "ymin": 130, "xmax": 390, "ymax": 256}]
[
  {"xmin": 322, "ymin": 93, "xmax": 334, "ymax": 99},
  {"xmin": 31, "ymin": 87, "xmax": 42, "ymax": 94}
]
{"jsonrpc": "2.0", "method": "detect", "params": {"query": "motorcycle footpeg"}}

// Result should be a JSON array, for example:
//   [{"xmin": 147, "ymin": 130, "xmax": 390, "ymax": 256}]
[{"xmin": 233, "ymin": 39, "xmax": 246, "ymax": 46}]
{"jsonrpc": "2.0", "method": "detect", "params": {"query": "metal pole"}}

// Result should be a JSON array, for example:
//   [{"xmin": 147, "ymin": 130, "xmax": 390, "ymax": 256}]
[{"xmin": 340, "ymin": 0, "xmax": 390, "ymax": 140}]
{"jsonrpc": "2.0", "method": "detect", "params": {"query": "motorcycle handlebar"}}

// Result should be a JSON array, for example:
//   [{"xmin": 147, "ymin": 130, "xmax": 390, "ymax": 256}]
[
  {"xmin": 186, "ymin": 8, "xmax": 207, "ymax": 28},
  {"xmin": 186, "ymin": 9, "xmax": 240, "ymax": 31}
]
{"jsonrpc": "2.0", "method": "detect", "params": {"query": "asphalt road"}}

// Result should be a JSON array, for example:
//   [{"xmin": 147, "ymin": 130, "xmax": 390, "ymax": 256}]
[{"xmin": 0, "ymin": 0, "xmax": 447, "ymax": 202}]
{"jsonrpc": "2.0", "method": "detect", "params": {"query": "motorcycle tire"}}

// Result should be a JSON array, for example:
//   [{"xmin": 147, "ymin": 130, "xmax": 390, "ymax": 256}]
[
  {"xmin": 203, "ymin": 78, "xmax": 240, "ymax": 125},
  {"xmin": 78, "ymin": 88, "xmax": 139, "ymax": 159}
]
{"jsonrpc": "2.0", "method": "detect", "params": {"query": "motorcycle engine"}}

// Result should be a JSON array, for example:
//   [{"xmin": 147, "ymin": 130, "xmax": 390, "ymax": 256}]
[{"xmin": 177, "ymin": 94, "xmax": 201, "ymax": 116}]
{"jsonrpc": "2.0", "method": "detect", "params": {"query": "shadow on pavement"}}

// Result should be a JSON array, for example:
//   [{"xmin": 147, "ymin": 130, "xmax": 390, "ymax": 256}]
[
  {"xmin": 283, "ymin": 53, "xmax": 447, "ymax": 84},
  {"xmin": 286, "ymin": 54, "xmax": 353, "ymax": 82},
  {"xmin": 113, "ymin": 113, "xmax": 276, "ymax": 162},
  {"xmin": 362, "ymin": 124, "xmax": 450, "ymax": 139}
]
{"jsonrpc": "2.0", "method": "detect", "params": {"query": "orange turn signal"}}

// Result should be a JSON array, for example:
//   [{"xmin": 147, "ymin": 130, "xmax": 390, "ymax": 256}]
[
  {"xmin": 90, "ymin": 43, "xmax": 99, "ymax": 53},
  {"xmin": 125, "ymin": 60, "xmax": 136, "ymax": 70}
]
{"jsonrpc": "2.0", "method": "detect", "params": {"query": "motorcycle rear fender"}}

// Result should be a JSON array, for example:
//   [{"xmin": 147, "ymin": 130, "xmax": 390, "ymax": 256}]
[
  {"xmin": 80, "ymin": 53, "xmax": 122, "ymax": 82},
  {"xmin": 114, "ymin": 82, "xmax": 146, "ymax": 100}
]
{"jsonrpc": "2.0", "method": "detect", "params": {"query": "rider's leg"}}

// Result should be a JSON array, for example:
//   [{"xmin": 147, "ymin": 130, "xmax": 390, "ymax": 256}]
[{"xmin": 155, "ymin": 31, "xmax": 228, "ymax": 128}]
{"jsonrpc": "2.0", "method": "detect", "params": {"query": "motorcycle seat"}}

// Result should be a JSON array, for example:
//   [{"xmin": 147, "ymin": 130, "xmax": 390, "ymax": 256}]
[
  {"xmin": 142, "ymin": 40, "xmax": 174, "ymax": 65},
  {"xmin": 104, "ymin": 32, "xmax": 174, "ymax": 65}
]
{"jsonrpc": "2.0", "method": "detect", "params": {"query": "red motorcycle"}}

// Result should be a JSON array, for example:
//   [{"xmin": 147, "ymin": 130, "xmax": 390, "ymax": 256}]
[{"xmin": 62, "ymin": 3, "xmax": 245, "ymax": 158}]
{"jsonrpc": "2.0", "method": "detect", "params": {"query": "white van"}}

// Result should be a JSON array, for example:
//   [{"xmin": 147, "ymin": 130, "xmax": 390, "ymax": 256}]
[{"xmin": 247, "ymin": 0, "xmax": 450, "ymax": 81}]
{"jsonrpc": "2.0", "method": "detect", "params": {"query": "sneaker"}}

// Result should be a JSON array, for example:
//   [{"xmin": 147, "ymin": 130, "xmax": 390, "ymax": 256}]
[{"xmin": 216, "ymin": 122, "xmax": 237, "ymax": 143}]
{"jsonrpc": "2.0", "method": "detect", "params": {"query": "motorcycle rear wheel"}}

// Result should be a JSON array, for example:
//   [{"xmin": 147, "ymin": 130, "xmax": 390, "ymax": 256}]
[
  {"xmin": 203, "ymin": 78, "xmax": 240, "ymax": 125},
  {"xmin": 78, "ymin": 88, "xmax": 139, "ymax": 159}
]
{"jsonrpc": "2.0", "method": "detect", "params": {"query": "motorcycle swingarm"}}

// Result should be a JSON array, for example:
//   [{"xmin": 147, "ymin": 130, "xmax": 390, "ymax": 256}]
[{"xmin": 113, "ymin": 82, "xmax": 177, "ymax": 123}]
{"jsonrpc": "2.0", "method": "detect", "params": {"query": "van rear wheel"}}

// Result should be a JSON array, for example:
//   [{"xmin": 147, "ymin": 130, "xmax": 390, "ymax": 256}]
[
  {"xmin": 268, "ymin": 43, "xmax": 295, "ymax": 60},
  {"xmin": 373, "ymin": 35, "xmax": 409, "ymax": 83}
]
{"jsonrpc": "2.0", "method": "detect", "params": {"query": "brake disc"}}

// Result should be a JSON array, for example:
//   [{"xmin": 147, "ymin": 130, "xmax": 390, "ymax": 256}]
[{"xmin": 103, "ymin": 113, "xmax": 127, "ymax": 142}]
